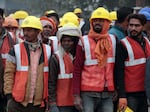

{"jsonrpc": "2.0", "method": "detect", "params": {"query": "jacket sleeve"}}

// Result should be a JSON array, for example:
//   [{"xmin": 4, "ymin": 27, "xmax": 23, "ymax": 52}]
[
  {"xmin": 72, "ymin": 43, "xmax": 85, "ymax": 95},
  {"xmin": 3, "ymin": 48, "xmax": 16, "ymax": 99},
  {"xmin": 48, "ymin": 54, "xmax": 59, "ymax": 103}
]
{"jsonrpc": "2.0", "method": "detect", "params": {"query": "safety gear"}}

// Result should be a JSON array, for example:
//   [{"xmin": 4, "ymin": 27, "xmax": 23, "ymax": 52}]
[
  {"xmin": 12, "ymin": 43, "xmax": 51, "ymax": 106},
  {"xmin": 139, "ymin": 11, "xmax": 150, "ymax": 21},
  {"xmin": 57, "ymin": 22, "xmax": 81, "ymax": 41},
  {"xmin": 110, "ymin": 11, "xmax": 117, "ymax": 20},
  {"xmin": 60, "ymin": 12, "xmax": 79, "ymax": 27},
  {"xmin": 139, "ymin": 7, "xmax": 150, "ymax": 14},
  {"xmin": 74, "ymin": 8, "xmax": 82, "ymax": 14},
  {"xmin": 14, "ymin": 10, "xmax": 29, "ymax": 19},
  {"xmin": 3, "ymin": 16, "xmax": 19, "ymax": 28},
  {"xmin": 90, "ymin": 7, "xmax": 111, "ymax": 21},
  {"xmin": 80, "ymin": 35, "xmax": 116, "ymax": 91},
  {"xmin": 21, "ymin": 16, "xmax": 42, "ymax": 30},
  {"xmin": 121, "ymin": 37, "xmax": 150, "ymax": 92},
  {"xmin": 45, "ymin": 10, "xmax": 56, "ymax": 15},
  {"xmin": 54, "ymin": 51, "xmax": 74, "ymax": 106}
]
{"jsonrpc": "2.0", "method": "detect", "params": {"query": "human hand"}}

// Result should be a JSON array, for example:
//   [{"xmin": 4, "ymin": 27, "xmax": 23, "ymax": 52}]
[
  {"xmin": 74, "ymin": 95, "xmax": 83, "ymax": 111},
  {"xmin": 118, "ymin": 98, "xmax": 127, "ymax": 111}
]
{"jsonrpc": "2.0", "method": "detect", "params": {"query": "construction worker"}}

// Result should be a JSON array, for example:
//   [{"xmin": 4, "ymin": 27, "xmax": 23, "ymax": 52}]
[
  {"xmin": 0, "ymin": 8, "xmax": 15, "ymax": 112},
  {"xmin": 3, "ymin": 16, "xmax": 23, "ymax": 43},
  {"xmin": 109, "ymin": 7, "xmax": 133, "ymax": 40},
  {"xmin": 4, "ymin": 16, "xmax": 51, "ymax": 112},
  {"xmin": 45, "ymin": 10, "xmax": 60, "ymax": 33},
  {"xmin": 40, "ymin": 16, "xmax": 58, "ymax": 53},
  {"xmin": 115, "ymin": 14, "xmax": 149, "ymax": 112},
  {"xmin": 72, "ymin": 7, "xmax": 117, "ymax": 112},
  {"xmin": 14, "ymin": 10, "xmax": 29, "ymax": 40},
  {"xmin": 48, "ymin": 23, "xmax": 81, "ymax": 112},
  {"xmin": 74, "ymin": 8, "xmax": 89, "ymax": 35},
  {"xmin": 138, "ymin": 7, "xmax": 150, "ymax": 40}
]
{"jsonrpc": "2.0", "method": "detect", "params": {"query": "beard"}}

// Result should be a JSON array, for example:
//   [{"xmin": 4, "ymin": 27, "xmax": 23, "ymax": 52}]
[
  {"xmin": 93, "ymin": 24, "xmax": 102, "ymax": 33},
  {"xmin": 129, "ymin": 30, "xmax": 142, "ymax": 38}
]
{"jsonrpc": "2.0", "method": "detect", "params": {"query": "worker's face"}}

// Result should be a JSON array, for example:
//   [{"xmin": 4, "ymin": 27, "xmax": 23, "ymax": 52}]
[
  {"xmin": 23, "ymin": 27, "xmax": 40, "ymax": 42},
  {"xmin": 6, "ymin": 27, "xmax": 18, "ymax": 33},
  {"xmin": 128, "ymin": 18, "xmax": 144, "ymax": 38},
  {"xmin": 42, "ymin": 25, "xmax": 53, "ymax": 39},
  {"xmin": 0, "ymin": 15, "xmax": 4, "ymax": 28},
  {"xmin": 92, "ymin": 18, "xmax": 104, "ymax": 33},
  {"xmin": 61, "ymin": 36, "xmax": 74, "ymax": 53}
]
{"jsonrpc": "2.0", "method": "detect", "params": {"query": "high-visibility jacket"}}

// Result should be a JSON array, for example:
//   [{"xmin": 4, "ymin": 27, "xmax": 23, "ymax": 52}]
[
  {"xmin": 12, "ymin": 43, "xmax": 51, "ymax": 105},
  {"xmin": 49, "ymin": 36, "xmax": 58, "ymax": 53},
  {"xmin": 81, "ymin": 34, "xmax": 116, "ymax": 92},
  {"xmin": 121, "ymin": 37, "xmax": 150, "ymax": 92},
  {"xmin": 0, "ymin": 34, "xmax": 14, "ymax": 67},
  {"xmin": 55, "ymin": 51, "xmax": 74, "ymax": 106}
]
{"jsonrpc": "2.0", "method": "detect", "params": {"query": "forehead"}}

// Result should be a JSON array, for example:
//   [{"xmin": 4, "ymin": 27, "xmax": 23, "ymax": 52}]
[{"xmin": 129, "ymin": 18, "xmax": 141, "ymax": 24}]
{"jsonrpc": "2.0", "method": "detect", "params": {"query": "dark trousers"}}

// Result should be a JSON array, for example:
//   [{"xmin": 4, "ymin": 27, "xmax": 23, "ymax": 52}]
[
  {"xmin": 7, "ymin": 99, "xmax": 45, "ymax": 112},
  {"xmin": 0, "ymin": 95, "xmax": 7, "ymax": 112},
  {"xmin": 127, "ymin": 93, "xmax": 148, "ymax": 112}
]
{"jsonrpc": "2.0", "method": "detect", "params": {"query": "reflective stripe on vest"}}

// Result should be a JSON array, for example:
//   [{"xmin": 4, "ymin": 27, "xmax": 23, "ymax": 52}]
[
  {"xmin": 55, "ymin": 51, "xmax": 73, "ymax": 79},
  {"xmin": 49, "ymin": 36, "xmax": 58, "ymax": 52},
  {"xmin": 1, "ymin": 53, "xmax": 8, "ymax": 59},
  {"xmin": 14, "ymin": 44, "xmax": 51, "ymax": 72},
  {"xmin": 83, "ymin": 34, "xmax": 116, "ymax": 65},
  {"xmin": 122, "ymin": 38, "xmax": 147, "ymax": 66}
]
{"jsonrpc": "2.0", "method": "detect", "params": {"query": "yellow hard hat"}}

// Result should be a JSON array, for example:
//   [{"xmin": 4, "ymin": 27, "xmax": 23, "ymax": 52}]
[
  {"xmin": 90, "ymin": 7, "xmax": 111, "ymax": 21},
  {"xmin": 60, "ymin": 12, "xmax": 79, "ymax": 27},
  {"xmin": 14, "ymin": 10, "xmax": 29, "ymax": 19},
  {"xmin": 74, "ymin": 8, "xmax": 82, "ymax": 14},
  {"xmin": 3, "ymin": 16, "xmax": 19, "ymax": 28},
  {"xmin": 110, "ymin": 11, "xmax": 117, "ymax": 20},
  {"xmin": 21, "ymin": 16, "xmax": 42, "ymax": 30}
]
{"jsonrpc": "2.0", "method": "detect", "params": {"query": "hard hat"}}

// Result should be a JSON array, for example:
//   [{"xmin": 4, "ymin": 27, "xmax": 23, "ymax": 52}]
[
  {"xmin": 14, "ymin": 10, "xmax": 29, "ymax": 19},
  {"xmin": 110, "ymin": 11, "xmax": 117, "ymax": 20},
  {"xmin": 74, "ymin": 8, "xmax": 82, "ymax": 14},
  {"xmin": 139, "ymin": 11, "xmax": 150, "ymax": 21},
  {"xmin": 45, "ymin": 10, "xmax": 56, "ymax": 15},
  {"xmin": 21, "ymin": 16, "xmax": 42, "ymax": 30},
  {"xmin": 57, "ymin": 22, "xmax": 81, "ymax": 40},
  {"xmin": 60, "ymin": 12, "xmax": 79, "ymax": 27},
  {"xmin": 139, "ymin": 7, "xmax": 150, "ymax": 14},
  {"xmin": 90, "ymin": 7, "xmax": 111, "ymax": 21},
  {"xmin": 3, "ymin": 16, "xmax": 19, "ymax": 28}
]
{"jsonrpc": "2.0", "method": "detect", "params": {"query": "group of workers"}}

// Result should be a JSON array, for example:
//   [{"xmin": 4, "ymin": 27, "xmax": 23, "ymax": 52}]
[{"xmin": 0, "ymin": 5, "xmax": 150, "ymax": 112}]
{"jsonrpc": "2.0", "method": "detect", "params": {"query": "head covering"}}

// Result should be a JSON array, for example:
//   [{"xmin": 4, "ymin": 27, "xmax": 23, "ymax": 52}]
[
  {"xmin": 40, "ymin": 16, "xmax": 56, "ymax": 35},
  {"xmin": 57, "ymin": 22, "xmax": 81, "ymax": 41}
]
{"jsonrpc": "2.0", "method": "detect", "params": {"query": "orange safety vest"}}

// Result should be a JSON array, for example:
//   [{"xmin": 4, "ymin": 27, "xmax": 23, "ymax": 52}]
[
  {"xmin": 0, "ymin": 35, "xmax": 13, "ymax": 67},
  {"xmin": 12, "ymin": 43, "xmax": 51, "ymax": 105},
  {"xmin": 81, "ymin": 34, "xmax": 116, "ymax": 92},
  {"xmin": 121, "ymin": 37, "xmax": 150, "ymax": 92},
  {"xmin": 55, "ymin": 51, "xmax": 74, "ymax": 106}
]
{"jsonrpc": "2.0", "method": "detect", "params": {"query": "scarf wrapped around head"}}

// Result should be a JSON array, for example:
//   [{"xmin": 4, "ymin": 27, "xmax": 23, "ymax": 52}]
[{"xmin": 88, "ymin": 19, "xmax": 111, "ymax": 67}]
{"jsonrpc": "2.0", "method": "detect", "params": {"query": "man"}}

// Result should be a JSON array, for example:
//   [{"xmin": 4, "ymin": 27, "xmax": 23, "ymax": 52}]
[
  {"xmin": 109, "ymin": 7, "xmax": 133, "ymax": 40},
  {"xmin": 0, "ymin": 8, "xmax": 15, "ymax": 112},
  {"xmin": 115, "ymin": 14, "xmax": 149, "ymax": 112},
  {"xmin": 73, "ymin": 7, "xmax": 117, "ymax": 112},
  {"xmin": 138, "ymin": 7, "xmax": 150, "ymax": 40},
  {"xmin": 3, "ymin": 16, "xmax": 23, "ymax": 43},
  {"xmin": 48, "ymin": 23, "xmax": 81, "ymax": 112},
  {"xmin": 4, "ymin": 16, "xmax": 51, "ymax": 112},
  {"xmin": 40, "ymin": 16, "xmax": 58, "ymax": 52}
]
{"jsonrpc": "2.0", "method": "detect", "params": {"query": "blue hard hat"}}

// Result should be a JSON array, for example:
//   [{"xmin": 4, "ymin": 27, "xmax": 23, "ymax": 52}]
[
  {"xmin": 139, "ymin": 7, "xmax": 150, "ymax": 14},
  {"xmin": 139, "ymin": 11, "xmax": 150, "ymax": 21}
]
